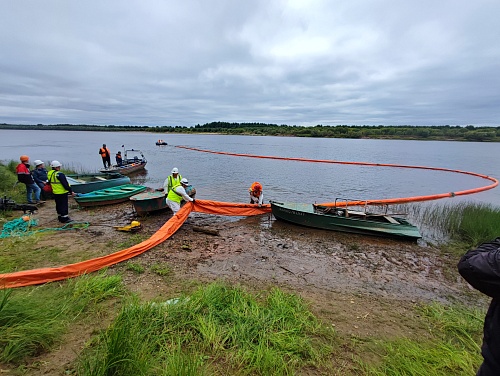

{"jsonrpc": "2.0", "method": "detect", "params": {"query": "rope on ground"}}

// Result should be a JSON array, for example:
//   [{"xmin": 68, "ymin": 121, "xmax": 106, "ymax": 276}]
[{"xmin": 0, "ymin": 217, "xmax": 90, "ymax": 238}]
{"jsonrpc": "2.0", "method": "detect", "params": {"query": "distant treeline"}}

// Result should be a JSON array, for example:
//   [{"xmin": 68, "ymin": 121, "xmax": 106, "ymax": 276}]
[{"xmin": 1, "ymin": 122, "xmax": 500, "ymax": 141}]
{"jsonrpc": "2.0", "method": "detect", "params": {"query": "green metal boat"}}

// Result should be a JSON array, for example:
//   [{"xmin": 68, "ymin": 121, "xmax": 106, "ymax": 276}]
[
  {"xmin": 66, "ymin": 173, "xmax": 131, "ymax": 194},
  {"xmin": 74, "ymin": 184, "xmax": 147, "ymax": 207},
  {"xmin": 270, "ymin": 201, "xmax": 422, "ymax": 240}
]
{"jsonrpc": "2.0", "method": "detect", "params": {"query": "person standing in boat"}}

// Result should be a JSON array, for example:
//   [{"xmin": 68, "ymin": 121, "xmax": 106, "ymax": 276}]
[
  {"xmin": 249, "ymin": 182, "xmax": 263, "ymax": 207},
  {"xmin": 166, "ymin": 178, "xmax": 194, "ymax": 214},
  {"xmin": 99, "ymin": 144, "xmax": 111, "ymax": 169},
  {"xmin": 163, "ymin": 167, "xmax": 182, "ymax": 195},
  {"xmin": 47, "ymin": 160, "xmax": 75, "ymax": 223},
  {"xmin": 115, "ymin": 151, "xmax": 123, "ymax": 166}
]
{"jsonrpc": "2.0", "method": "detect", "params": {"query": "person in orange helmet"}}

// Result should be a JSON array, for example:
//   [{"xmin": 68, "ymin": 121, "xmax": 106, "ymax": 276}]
[
  {"xmin": 16, "ymin": 155, "xmax": 43, "ymax": 204},
  {"xmin": 249, "ymin": 182, "xmax": 263, "ymax": 207}
]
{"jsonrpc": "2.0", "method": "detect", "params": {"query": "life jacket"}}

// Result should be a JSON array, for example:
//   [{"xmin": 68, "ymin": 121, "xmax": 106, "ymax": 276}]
[
  {"xmin": 99, "ymin": 147, "xmax": 110, "ymax": 157},
  {"xmin": 48, "ymin": 170, "xmax": 69, "ymax": 194},
  {"xmin": 167, "ymin": 183, "xmax": 184, "ymax": 203}
]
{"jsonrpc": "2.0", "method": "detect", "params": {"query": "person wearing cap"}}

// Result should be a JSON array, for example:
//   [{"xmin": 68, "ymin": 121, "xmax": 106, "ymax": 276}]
[
  {"xmin": 16, "ymin": 155, "xmax": 43, "ymax": 204},
  {"xmin": 99, "ymin": 144, "xmax": 111, "ymax": 169},
  {"xmin": 32, "ymin": 160, "xmax": 49, "ymax": 199},
  {"xmin": 47, "ymin": 161, "xmax": 75, "ymax": 223},
  {"xmin": 249, "ymin": 182, "xmax": 263, "ymax": 207},
  {"xmin": 163, "ymin": 167, "xmax": 183, "ymax": 195},
  {"xmin": 166, "ymin": 177, "xmax": 194, "ymax": 214},
  {"xmin": 115, "ymin": 151, "xmax": 123, "ymax": 166}
]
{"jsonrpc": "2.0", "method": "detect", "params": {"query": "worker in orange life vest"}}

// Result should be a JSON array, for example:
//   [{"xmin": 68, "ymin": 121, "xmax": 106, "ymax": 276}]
[
  {"xmin": 249, "ymin": 182, "xmax": 263, "ymax": 207},
  {"xmin": 115, "ymin": 151, "xmax": 123, "ymax": 166},
  {"xmin": 99, "ymin": 144, "xmax": 111, "ymax": 168}
]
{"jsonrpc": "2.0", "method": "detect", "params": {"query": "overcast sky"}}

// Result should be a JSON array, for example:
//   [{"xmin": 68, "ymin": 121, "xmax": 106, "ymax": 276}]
[{"xmin": 1, "ymin": 1, "xmax": 499, "ymax": 127}]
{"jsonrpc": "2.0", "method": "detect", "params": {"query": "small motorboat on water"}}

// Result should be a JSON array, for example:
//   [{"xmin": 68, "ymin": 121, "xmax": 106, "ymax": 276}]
[
  {"xmin": 270, "ymin": 199, "xmax": 421, "ymax": 240},
  {"xmin": 156, "ymin": 139, "xmax": 168, "ymax": 146},
  {"xmin": 100, "ymin": 149, "xmax": 147, "ymax": 175},
  {"xmin": 66, "ymin": 173, "xmax": 131, "ymax": 194}
]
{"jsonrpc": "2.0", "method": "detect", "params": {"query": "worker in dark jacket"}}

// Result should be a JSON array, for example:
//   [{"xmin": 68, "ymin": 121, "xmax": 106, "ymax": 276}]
[
  {"xmin": 32, "ymin": 160, "xmax": 49, "ymax": 200},
  {"xmin": 115, "ymin": 151, "xmax": 123, "ymax": 166},
  {"xmin": 458, "ymin": 237, "xmax": 500, "ymax": 375},
  {"xmin": 15, "ymin": 155, "xmax": 43, "ymax": 204},
  {"xmin": 47, "ymin": 160, "xmax": 75, "ymax": 223}
]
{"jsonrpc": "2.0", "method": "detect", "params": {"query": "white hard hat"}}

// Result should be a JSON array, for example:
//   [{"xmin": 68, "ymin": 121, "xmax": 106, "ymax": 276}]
[
  {"xmin": 34, "ymin": 160, "xmax": 44, "ymax": 166},
  {"xmin": 171, "ymin": 167, "xmax": 179, "ymax": 174},
  {"xmin": 50, "ymin": 160, "xmax": 62, "ymax": 168},
  {"xmin": 180, "ymin": 178, "xmax": 189, "ymax": 185}
]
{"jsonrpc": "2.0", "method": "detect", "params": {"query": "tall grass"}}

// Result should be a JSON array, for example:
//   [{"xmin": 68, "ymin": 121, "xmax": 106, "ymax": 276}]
[
  {"xmin": 397, "ymin": 201, "xmax": 500, "ymax": 250},
  {"xmin": 0, "ymin": 272, "xmax": 124, "ymax": 364},
  {"xmin": 76, "ymin": 282, "xmax": 337, "ymax": 375},
  {"xmin": 359, "ymin": 303, "xmax": 484, "ymax": 375}
]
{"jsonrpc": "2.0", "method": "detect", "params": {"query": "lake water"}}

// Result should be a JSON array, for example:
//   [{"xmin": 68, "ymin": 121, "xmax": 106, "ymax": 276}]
[{"xmin": 1, "ymin": 129, "xmax": 499, "ymax": 207}]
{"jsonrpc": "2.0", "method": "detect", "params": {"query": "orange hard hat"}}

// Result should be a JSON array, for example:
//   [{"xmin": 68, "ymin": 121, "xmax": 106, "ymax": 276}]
[
  {"xmin": 20, "ymin": 155, "xmax": 29, "ymax": 162},
  {"xmin": 252, "ymin": 182, "xmax": 262, "ymax": 191}
]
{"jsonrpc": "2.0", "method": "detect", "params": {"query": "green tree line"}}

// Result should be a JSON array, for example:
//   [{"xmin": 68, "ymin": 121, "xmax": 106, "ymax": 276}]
[{"xmin": 1, "ymin": 122, "xmax": 500, "ymax": 141}]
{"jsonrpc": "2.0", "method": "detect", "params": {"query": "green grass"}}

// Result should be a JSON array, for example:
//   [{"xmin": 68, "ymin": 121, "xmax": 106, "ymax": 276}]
[
  {"xmin": 397, "ymin": 201, "xmax": 500, "ymax": 251},
  {"xmin": 76, "ymin": 282, "xmax": 337, "ymax": 375},
  {"xmin": 125, "ymin": 262, "xmax": 145, "ymax": 274},
  {"xmin": 359, "ymin": 303, "xmax": 484, "ymax": 375},
  {"xmin": 0, "ymin": 271, "xmax": 124, "ymax": 364},
  {"xmin": 150, "ymin": 262, "xmax": 172, "ymax": 278}
]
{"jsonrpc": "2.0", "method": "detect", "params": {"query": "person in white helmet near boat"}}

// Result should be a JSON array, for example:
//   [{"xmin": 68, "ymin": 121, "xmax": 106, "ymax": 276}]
[
  {"xmin": 163, "ymin": 167, "xmax": 182, "ymax": 195},
  {"xmin": 166, "ymin": 177, "xmax": 194, "ymax": 214},
  {"xmin": 47, "ymin": 161, "xmax": 75, "ymax": 223}
]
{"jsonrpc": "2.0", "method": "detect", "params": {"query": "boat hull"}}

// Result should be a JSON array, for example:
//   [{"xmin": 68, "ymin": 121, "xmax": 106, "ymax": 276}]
[
  {"xmin": 100, "ymin": 161, "xmax": 147, "ymax": 175},
  {"xmin": 67, "ymin": 173, "xmax": 131, "ymax": 194},
  {"xmin": 271, "ymin": 202, "xmax": 421, "ymax": 240},
  {"xmin": 74, "ymin": 184, "xmax": 147, "ymax": 207},
  {"xmin": 130, "ymin": 191, "xmax": 168, "ymax": 215}
]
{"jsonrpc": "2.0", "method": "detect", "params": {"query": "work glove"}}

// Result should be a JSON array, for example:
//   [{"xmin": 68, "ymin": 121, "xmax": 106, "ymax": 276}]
[{"xmin": 192, "ymin": 198, "xmax": 196, "ymax": 203}]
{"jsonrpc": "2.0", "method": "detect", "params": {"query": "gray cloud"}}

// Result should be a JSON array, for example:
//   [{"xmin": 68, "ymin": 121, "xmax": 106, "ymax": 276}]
[{"xmin": 1, "ymin": 0, "xmax": 499, "ymax": 126}]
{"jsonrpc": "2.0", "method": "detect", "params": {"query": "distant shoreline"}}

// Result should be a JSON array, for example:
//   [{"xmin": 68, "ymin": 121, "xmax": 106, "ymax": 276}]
[{"xmin": 1, "ymin": 122, "xmax": 499, "ymax": 142}]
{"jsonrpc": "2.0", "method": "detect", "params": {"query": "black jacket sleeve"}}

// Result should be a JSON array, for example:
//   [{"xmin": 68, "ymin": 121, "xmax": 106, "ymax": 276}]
[
  {"xmin": 457, "ymin": 237, "xmax": 500, "ymax": 298},
  {"xmin": 57, "ymin": 173, "xmax": 73, "ymax": 194}
]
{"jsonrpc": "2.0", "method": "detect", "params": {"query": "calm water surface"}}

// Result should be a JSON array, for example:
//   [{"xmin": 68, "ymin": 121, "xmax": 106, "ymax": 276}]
[{"xmin": 1, "ymin": 129, "xmax": 499, "ymax": 207}]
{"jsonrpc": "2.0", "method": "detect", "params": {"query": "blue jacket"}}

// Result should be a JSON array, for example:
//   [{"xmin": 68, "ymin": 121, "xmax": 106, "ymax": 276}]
[{"xmin": 32, "ymin": 167, "xmax": 48, "ymax": 188}]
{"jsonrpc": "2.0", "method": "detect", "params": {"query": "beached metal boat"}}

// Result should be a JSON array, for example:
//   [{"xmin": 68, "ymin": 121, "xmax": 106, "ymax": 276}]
[
  {"xmin": 130, "ymin": 185, "xmax": 197, "ymax": 215},
  {"xmin": 270, "ymin": 201, "xmax": 421, "ymax": 240},
  {"xmin": 74, "ymin": 184, "xmax": 147, "ymax": 207},
  {"xmin": 66, "ymin": 173, "xmax": 131, "ymax": 194},
  {"xmin": 100, "ymin": 149, "xmax": 147, "ymax": 175},
  {"xmin": 130, "ymin": 191, "xmax": 168, "ymax": 215}
]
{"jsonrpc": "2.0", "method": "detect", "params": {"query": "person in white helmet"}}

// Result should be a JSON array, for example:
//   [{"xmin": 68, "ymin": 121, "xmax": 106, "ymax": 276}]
[
  {"xmin": 32, "ymin": 160, "xmax": 49, "ymax": 199},
  {"xmin": 47, "ymin": 161, "xmax": 75, "ymax": 223},
  {"xmin": 166, "ymin": 177, "xmax": 194, "ymax": 214},
  {"xmin": 163, "ymin": 167, "xmax": 182, "ymax": 195}
]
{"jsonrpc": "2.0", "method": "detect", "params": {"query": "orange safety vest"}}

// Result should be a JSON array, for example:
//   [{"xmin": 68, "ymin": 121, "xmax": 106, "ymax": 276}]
[{"xmin": 100, "ymin": 147, "xmax": 110, "ymax": 157}]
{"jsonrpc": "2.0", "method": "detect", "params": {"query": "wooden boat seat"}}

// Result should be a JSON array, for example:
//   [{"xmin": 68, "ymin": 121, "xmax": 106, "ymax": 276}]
[{"xmin": 95, "ymin": 177, "xmax": 107, "ymax": 181}]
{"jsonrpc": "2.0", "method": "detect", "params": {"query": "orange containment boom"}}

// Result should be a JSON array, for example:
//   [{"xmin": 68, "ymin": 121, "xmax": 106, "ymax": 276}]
[
  {"xmin": 176, "ymin": 146, "xmax": 498, "ymax": 205},
  {"xmin": 0, "ymin": 201, "xmax": 270, "ymax": 289},
  {"xmin": 1, "ymin": 146, "xmax": 497, "ymax": 289}
]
